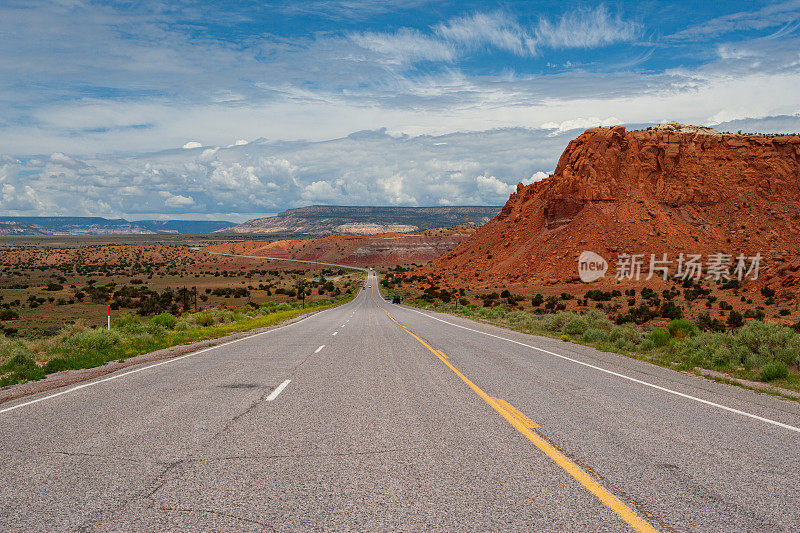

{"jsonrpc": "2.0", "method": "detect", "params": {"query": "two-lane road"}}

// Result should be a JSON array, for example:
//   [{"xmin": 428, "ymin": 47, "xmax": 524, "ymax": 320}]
[{"xmin": 2, "ymin": 271, "xmax": 799, "ymax": 531}]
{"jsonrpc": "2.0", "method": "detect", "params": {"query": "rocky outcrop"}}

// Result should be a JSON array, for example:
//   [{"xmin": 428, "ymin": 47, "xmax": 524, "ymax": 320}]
[{"xmin": 418, "ymin": 125, "xmax": 800, "ymax": 286}]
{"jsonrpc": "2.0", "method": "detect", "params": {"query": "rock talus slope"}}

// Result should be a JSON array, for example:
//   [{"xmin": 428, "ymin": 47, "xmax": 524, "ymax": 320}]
[{"xmin": 419, "ymin": 125, "xmax": 800, "ymax": 287}]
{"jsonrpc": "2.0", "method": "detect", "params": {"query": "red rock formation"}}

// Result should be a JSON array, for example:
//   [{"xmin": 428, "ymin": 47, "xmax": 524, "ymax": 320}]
[
  {"xmin": 205, "ymin": 226, "xmax": 478, "ymax": 267},
  {"xmin": 418, "ymin": 125, "xmax": 800, "ymax": 288}
]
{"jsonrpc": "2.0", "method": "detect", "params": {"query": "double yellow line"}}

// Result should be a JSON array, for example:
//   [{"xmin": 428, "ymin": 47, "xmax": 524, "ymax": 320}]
[{"xmin": 373, "ymin": 288, "xmax": 658, "ymax": 533}]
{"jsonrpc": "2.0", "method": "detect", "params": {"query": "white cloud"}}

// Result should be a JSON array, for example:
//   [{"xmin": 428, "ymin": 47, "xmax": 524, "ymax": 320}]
[
  {"xmin": 541, "ymin": 117, "xmax": 622, "ymax": 135},
  {"xmin": 162, "ymin": 193, "xmax": 196, "ymax": 208},
  {"xmin": 182, "ymin": 141, "xmax": 202, "ymax": 149},
  {"xmin": 523, "ymin": 171, "xmax": 549, "ymax": 184},
  {"xmin": 533, "ymin": 6, "xmax": 642, "ymax": 49},
  {"xmin": 349, "ymin": 28, "xmax": 454, "ymax": 64},
  {"xmin": 434, "ymin": 12, "xmax": 532, "ymax": 56},
  {"xmin": 668, "ymin": 1, "xmax": 800, "ymax": 41},
  {"xmin": 476, "ymin": 174, "xmax": 516, "ymax": 197},
  {"xmin": 4, "ymin": 113, "xmax": 800, "ymax": 219}
]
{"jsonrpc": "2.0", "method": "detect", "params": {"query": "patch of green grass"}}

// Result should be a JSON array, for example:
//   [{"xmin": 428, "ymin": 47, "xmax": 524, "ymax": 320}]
[
  {"xmin": 0, "ymin": 295, "xmax": 353, "ymax": 388},
  {"xmin": 760, "ymin": 362, "xmax": 789, "ymax": 382}
]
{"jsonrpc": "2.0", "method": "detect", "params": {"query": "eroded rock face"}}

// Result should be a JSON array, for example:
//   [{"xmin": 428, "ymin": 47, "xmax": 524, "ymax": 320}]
[{"xmin": 418, "ymin": 126, "xmax": 800, "ymax": 287}]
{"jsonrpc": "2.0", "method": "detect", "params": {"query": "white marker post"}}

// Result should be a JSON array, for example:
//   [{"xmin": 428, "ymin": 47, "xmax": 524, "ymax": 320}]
[{"xmin": 107, "ymin": 304, "xmax": 111, "ymax": 330}]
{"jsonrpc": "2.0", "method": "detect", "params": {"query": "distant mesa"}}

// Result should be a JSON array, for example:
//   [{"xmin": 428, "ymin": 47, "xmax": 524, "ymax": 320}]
[
  {"xmin": 220, "ymin": 205, "xmax": 502, "ymax": 235},
  {"xmin": 205, "ymin": 224, "xmax": 481, "ymax": 267},
  {"xmin": 0, "ymin": 217, "xmax": 235, "ymax": 236},
  {"xmin": 418, "ymin": 123, "xmax": 800, "ymax": 289}
]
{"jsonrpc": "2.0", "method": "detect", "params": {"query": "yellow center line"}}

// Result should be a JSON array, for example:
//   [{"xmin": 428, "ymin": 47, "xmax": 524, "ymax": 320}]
[{"xmin": 372, "ymin": 293, "xmax": 658, "ymax": 533}]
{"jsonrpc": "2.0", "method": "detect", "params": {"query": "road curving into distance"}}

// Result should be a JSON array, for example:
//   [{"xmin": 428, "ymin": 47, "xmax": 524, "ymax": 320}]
[{"xmin": 1, "ymin": 269, "xmax": 798, "ymax": 531}]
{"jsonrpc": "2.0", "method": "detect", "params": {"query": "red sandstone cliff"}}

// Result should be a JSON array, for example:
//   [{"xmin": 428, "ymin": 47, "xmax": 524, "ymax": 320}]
[{"xmin": 418, "ymin": 125, "xmax": 800, "ymax": 287}]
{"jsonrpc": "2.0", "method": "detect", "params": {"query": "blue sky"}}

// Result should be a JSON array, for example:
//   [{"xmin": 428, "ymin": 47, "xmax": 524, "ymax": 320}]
[{"xmin": 1, "ymin": 1, "xmax": 799, "ymax": 220}]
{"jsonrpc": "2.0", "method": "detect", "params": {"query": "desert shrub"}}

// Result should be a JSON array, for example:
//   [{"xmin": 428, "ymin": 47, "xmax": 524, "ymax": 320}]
[
  {"xmin": 173, "ymin": 318, "xmax": 194, "ymax": 331},
  {"xmin": 505, "ymin": 309, "xmax": 536, "ymax": 331},
  {"xmin": 0, "ymin": 336, "xmax": 35, "ymax": 363},
  {"xmin": 542, "ymin": 311, "xmax": 578, "ymax": 332},
  {"xmin": 666, "ymin": 331, "xmax": 722, "ymax": 368},
  {"xmin": 563, "ymin": 316, "xmax": 588, "ymax": 336},
  {"xmin": 150, "ymin": 312, "xmax": 177, "ymax": 330},
  {"xmin": 581, "ymin": 328, "xmax": 607, "ymax": 343},
  {"xmin": 730, "ymin": 321, "xmax": 800, "ymax": 368},
  {"xmin": 0, "ymin": 309, "xmax": 20, "ymax": 320},
  {"xmin": 582, "ymin": 310, "xmax": 613, "ymax": 331},
  {"xmin": 111, "ymin": 313, "xmax": 144, "ymax": 333},
  {"xmin": 63, "ymin": 328, "xmax": 123, "ymax": 353},
  {"xmin": 484, "ymin": 305, "xmax": 509, "ymax": 320},
  {"xmin": 726, "ymin": 310, "xmax": 744, "ymax": 329},
  {"xmin": 759, "ymin": 362, "xmax": 789, "ymax": 382},
  {"xmin": 640, "ymin": 338, "xmax": 656, "ymax": 351},
  {"xmin": 193, "ymin": 311, "xmax": 214, "ymax": 327},
  {"xmin": 608, "ymin": 325, "xmax": 642, "ymax": 347},
  {"xmin": 668, "ymin": 318, "xmax": 697, "ymax": 339},
  {"xmin": 560, "ymin": 334, "xmax": 571, "ymax": 342},
  {"xmin": 647, "ymin": 327, "xmax": 671, "ymax": 347}
]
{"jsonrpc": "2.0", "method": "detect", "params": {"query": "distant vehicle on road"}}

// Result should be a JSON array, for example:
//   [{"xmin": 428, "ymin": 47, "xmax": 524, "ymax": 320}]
[
  {"xmin": 367, "ymin": 285, "xmax": 371, "ymax": 288},
  {"xmin": 392, "ymin": 296, "xmax": 401, "ymax": 304}
]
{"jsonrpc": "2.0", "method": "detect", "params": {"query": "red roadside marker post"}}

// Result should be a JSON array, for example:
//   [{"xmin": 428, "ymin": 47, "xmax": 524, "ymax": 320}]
[{"xmin": 107, "ymin": 304, "xmax": 111, "ymax": 330}]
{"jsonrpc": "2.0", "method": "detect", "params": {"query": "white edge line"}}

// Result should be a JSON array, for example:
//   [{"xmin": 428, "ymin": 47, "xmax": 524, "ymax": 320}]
[
  {"xmin": 266, "ymin": 379, "xmax": 291, "ymax": 401},
  {"xmin": 0, "ymin": 300, "xmax": 346, "ymax": 416},
  {"xmin": 407, "ymin": 308, "xmax": 800, "ymax": 434},
  {"xmin": 315, "ymin": 345, "xmax": 325, "ymax": 353}
]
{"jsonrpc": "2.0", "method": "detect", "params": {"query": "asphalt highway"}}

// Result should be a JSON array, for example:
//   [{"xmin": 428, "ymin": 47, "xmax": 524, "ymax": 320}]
[{"xmin": 1, "ymin": 271, "xmax": 799, "ymax": 531}]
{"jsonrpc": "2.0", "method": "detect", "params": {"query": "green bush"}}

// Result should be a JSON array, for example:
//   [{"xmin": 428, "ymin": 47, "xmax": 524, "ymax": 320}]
[
  {"xmin": 173, "ymin": 318, "xmax": 194, "ymax": 331},
  {"xmin": 640, "ymin": 338, "xmax": 656, "ymax": 351},
  {"xmin": 150, "ymin": 312, "xmax": 177, "ymax": 330},
  {"xmin": 193, "ymin": 311, "xmax": 214, "ymax": 327},
  {"xmin": 112, "ymin": 313, "xmax": 144, "ymax": 333},
  {"xmin": 583, "ymin": 310, "xmax": 613, "ymax": 331},
  {"xmin": 731, "ymin": 321, "xmax": 800, "ymax": 367},
  {"xmin": 64, "ymin": 328, "xmax": 123, "ymax": 353},
  {"xmin": 668, "ymin": 318, "xmax": 696, "ymax": 339},
  {"xmin": 563, "ymin": 317, "xmax": 588, "ymax": 336},
  {"xmin": 759, "ymin": 362, "xmax": 789, "ymax": 382},
  {"xmin": 608, "ymin": 325, "xmax": 642, "ymax": 347},
  {"xmin": 647, "ymin": 327, "xmax": 671, "ymax": 347},
  {"xmin": 581, "ymin": 328, "xmax": 608, "ymax": 343},
  {"xmin": 542, "ymin": 312, "xmax": 578, "ymax": 332}
]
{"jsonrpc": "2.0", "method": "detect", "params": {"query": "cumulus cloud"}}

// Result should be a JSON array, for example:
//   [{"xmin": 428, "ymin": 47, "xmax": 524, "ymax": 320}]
[
  {"xmin": 0, "ymin": 127, "xmax": 569, "ymax": 218},
  {"xmin": 476, "ymin": 174, "xmax": 516, "ymax": 197},
  {"xmin": 182, "ymin": 141, "xmax": 202, "ymax": 149},
  {"xmin": 541, "ymin": 117, "xmax": 622, "ymax": 135},
  {"xmin": 4, "ymin": 113, "xmax": 800, "ymax": 219}
]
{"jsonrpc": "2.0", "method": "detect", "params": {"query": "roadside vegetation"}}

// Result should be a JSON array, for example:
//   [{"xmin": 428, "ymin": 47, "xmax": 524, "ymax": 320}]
[
  {"xmin": 0, "ymin": 294, "xmax": 356, "ymax": 388},
  {"xmin": 382, "ymin": 280, "xmax": 800, "ymax": 396}
]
